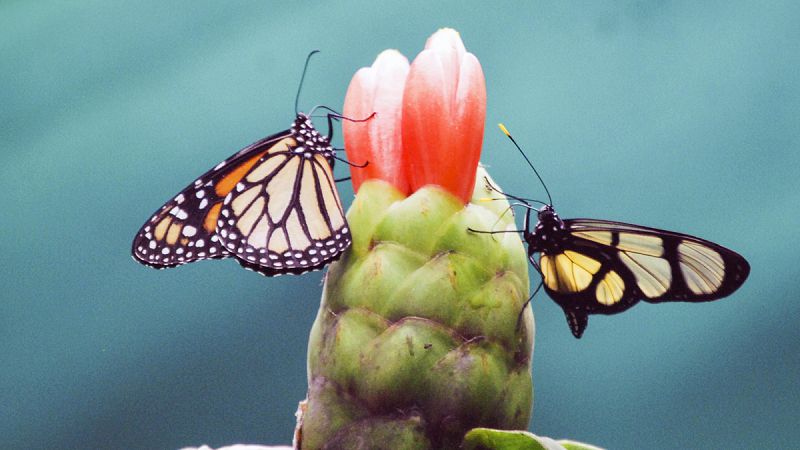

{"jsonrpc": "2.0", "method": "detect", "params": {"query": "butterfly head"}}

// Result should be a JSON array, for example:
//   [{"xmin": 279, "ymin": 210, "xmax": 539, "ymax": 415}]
[
  {"xmin": 291, "ymin": 113, "xmax": 334, "ymax": 161},
  {"xmin": 536, "ymin": 204, "xmax": 558, "ymax": 221},
  {"xmin": 528, "ymin": 204, "xmax": 566, "ymax": 252}
]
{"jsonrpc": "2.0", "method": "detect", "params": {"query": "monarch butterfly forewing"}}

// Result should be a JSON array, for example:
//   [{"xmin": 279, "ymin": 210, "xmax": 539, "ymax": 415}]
[
  {"xmin": 132, "ymin": 114, "xmax": 350, "ymax": 276},
  {"xmin": 527, "ymin": 207, "xmax": 750, "ymax": 338},
  {"xmin": 130, "ymin": 132, "xmax": 281, "ymax": 268}
]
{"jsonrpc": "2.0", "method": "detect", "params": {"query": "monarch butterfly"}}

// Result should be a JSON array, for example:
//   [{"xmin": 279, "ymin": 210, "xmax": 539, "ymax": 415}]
[
  {"xmin": 131, "ymin": 52, "xmax": 368, "ymax": 277},
  {"xmin": 476, "ymin": 124, "xmax": 750, "ymax": 338}
]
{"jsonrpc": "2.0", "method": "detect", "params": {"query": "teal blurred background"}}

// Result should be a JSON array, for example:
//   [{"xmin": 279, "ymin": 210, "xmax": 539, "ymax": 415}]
[{"xmin": 2, "ymin": 1, "xmax": 798, "ymax": 449}]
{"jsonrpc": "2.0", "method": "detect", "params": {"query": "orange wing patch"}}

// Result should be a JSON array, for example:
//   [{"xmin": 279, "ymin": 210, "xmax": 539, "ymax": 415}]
[
  {"xmin": 204, "ymin": 202, "xmax": 223, "ymax": 233},
  {"xmin": 215, "ymin": 151, "xmax": 269, "ymax": 197}
]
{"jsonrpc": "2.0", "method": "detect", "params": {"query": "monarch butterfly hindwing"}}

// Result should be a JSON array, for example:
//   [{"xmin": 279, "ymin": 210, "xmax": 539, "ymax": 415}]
[{"xmin": 131, "ymin": 114, "xmax": 351, "ymax": 277}]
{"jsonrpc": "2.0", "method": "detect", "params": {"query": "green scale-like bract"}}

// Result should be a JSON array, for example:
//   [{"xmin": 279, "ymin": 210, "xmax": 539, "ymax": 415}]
[{"xmin": 302, "ymin": 168, "xmax": 534, "ymax": 450}]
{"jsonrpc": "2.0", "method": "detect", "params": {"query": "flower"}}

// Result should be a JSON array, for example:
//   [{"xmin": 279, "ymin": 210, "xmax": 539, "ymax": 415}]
[
  {"xmin": 402, "ymin": 28, "xmax": 487, "ymax": 203},
  {"xmin": 343, "ymin": 50, "xmax": 411, "ymax": 194},
  {"xmin": 343, "ymin": 28, "xmax": 486, "ymax": 203}
]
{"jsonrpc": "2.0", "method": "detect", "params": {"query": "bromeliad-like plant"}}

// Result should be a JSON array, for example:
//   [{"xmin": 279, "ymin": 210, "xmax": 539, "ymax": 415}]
[
  {"xmin": 300, "ymin": 29, "xmax": 534, "ymax": 449},
  {"xmin": 181, "ymin": 28, "xmax": 602, "ymax": 450}
]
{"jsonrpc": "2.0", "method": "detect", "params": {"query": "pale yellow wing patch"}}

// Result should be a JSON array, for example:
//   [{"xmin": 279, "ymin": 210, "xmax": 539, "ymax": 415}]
[
  {"xmin": 617, "ymin": 233, "xmax": 663, "ymax": 256},
  {"xmin": 678, "ymin": 241, "xmax": 725, "ymax": 295},
  {"xmin": 300, "ymin": 160, "xmax": 332, "ymax": 240},
  {"xmin": 266, "ymin": 157, "xmax": 300, "ymax": 220},
  {"xmin": 541, "ymin": 251, "xmax": 601, "ymax": 293},
  {"xmin": 315, "ymin": 154, "xmax": 345, "ymax": 230},
  {"xmin": 618, "ymin": 252, "xmax": 671, "ymax": 298},
  {"xmin": 596, "ymin": 270, "xmax": 625, "ymax": 305}
]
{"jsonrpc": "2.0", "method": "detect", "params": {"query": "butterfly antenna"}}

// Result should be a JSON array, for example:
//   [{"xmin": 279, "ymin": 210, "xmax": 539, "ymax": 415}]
[
  {"xmin": 295, "ymin": 50, "xmax": 320, "ymax": 115},
  {"xmin": 498, "ymin": 123, "xmax": 554, "ymax": 207}
]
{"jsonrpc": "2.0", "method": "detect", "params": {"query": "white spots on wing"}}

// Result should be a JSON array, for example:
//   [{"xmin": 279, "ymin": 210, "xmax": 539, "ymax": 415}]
[
  {"xmin": 182, "ymin": 226, "xmax": 197, "ymax": 237},
  {"xmin": 169, "ymin": 206, "xmax": 188, "ymax": 220},
  {"xmin": 196, "ymin": 190, "xmax": 205, "ymax": 199},
  {"xmin": 199, "ymin": 198, "xmax": 208, "ymax": 209}
]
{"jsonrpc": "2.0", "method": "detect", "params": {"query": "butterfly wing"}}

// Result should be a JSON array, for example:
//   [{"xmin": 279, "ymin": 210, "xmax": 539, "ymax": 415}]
[
  {"xmin": 215, "ymin": 147, "xmax": 351, "ymax": 276},
  {"xmin": 538, "ymin": 218, "xmax": 750, "ymax": 338},
  {"xmin": 131, "ymin": 131, "xmax": 291, "ymax": 269}
]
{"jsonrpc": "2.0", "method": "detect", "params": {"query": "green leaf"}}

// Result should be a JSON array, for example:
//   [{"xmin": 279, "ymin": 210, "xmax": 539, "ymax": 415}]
[
  {"xmin": 462, "ymin": 428, "xmax": 604, "ymax": 450},
  {"xmin": 557, "ymin": 439, "xmax": 605, "ymax": 450}
]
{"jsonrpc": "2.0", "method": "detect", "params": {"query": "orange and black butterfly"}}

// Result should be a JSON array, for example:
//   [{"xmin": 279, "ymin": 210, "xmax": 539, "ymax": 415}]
[
  {"xmin": 476, "ymin": 124, "xmax": 750, "ymax": 338},
  {"xmin": 132, "ymin": 52, "xmax": 366, "ymax": 276}
]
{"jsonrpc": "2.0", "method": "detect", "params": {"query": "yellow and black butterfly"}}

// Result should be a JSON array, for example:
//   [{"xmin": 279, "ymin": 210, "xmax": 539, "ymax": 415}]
[
  {"xmin": 479, "ymin": 124, "xmax": 750, "ymax": 338},
  {"xmin": 131, "ymin": 52, "xmax": 366, "ymax": 276}
]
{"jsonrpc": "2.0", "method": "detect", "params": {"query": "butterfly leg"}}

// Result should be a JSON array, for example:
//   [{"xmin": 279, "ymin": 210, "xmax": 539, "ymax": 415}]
[
  {"xmin": 334, "ymin": 176, "xmax": 351, "ymax": 183},
  {"xmin": 321, "ymin": 108, "xmax": 376, "ymax": 140},
  {"xmin": 466, "ymin": 228, "xmax": 526, "ymax": 234},
  {"xmin": 516, "ymin": 280, "xmax": 543, "ymax": 330},
  {"xmin": 333, "ymin": 153, "xmax": 369, "ymax": 168}
]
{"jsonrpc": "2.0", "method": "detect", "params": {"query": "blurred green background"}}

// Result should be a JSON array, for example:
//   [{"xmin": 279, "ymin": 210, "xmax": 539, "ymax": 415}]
[{"xmin": 2, "ymin": 1, "xmax": 798, "ymax": 449}]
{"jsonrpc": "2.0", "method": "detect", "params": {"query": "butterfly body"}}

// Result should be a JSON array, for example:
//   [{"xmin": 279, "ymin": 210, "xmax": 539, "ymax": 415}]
[
  {"xmin": 132, "ymin": 113, "xmax": 351, "ymax": 277},
  {"xmin": 523, "ymin": 204, "xmax": 750, "ymax": 338}
]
